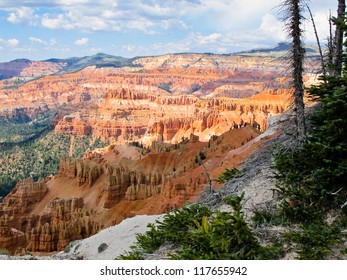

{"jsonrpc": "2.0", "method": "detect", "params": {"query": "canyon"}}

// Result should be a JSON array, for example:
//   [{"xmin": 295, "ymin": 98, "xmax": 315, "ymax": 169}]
[{"xmin": 0, "ymin": 52, "xmax": 319, "ymax": 254}]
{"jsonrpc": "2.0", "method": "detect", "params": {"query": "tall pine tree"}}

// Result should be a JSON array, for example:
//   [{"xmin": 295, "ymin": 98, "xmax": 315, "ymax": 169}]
[{"xmin": 281, "ymin": 0, "xmax": 307, "ymax": 142}]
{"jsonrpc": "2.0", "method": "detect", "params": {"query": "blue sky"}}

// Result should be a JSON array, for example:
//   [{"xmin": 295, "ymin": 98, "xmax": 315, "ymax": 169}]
[{"xmin": 0, "ymin": 0, "xmax": 336, "ymax": 62}]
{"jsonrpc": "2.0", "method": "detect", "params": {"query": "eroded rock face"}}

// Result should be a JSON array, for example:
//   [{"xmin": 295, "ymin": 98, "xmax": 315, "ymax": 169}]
[
  {"xmin": 59, "ymin": 158, "xmax": 163, "ymax": 208},
  {"xmin": 53, "ymin": 89, "xmax": 291, "ymax": 146},
  {"xmin": 0, "ymin": 53, "xmax": 319, "ymax": 255},
  {"xmin": 0, "ymin": 177, "xmax": 102, "ymax": 254},
  {"xmin": 28, "ymin": 197, "xmax": 101, "ymax": 252},
  {"xmin": 0, "ymin": 124, "xmax": 264, "ymax": 254},
  {"xmin": 1, "ymin": 177, "xmax": 48, "ymax": 215},
  {"xmin": 1, "ymin": 53, "xmax": 313, "ymax": 143},
  {"xmin": 0, "ymin": 178, "xmax": 48, "ymax": 254}
]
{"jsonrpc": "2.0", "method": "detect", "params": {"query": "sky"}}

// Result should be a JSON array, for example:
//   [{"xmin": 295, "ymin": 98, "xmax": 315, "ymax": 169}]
[{"xmin": 0, "ymin": 0, "xmax": 337, "ymax": 62}]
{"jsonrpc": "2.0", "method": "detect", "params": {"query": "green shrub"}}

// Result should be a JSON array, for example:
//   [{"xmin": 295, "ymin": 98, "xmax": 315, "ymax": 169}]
[
  {"xmin": 119, "ymin": 194, "xmax": 282, "ymax": 260},
  {"xmin": 214, "ymin": 168, "xmax": 241, "ymax": 184},
  {"xmin": 273, "ymin": 70, "xmax": 347, "ymax": 223},
  {"xmin": 252, "ymin": 206, "xmax": 287, "ymax": 226},
  {"xmin": 285, "ymin": 223, "xmax": 341, "ymax": 260}
]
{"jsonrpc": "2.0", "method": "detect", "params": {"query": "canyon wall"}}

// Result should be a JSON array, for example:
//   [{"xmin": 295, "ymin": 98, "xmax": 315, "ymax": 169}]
[
  {"xmin": 0, "ymin": 53, "xmax": 319, "ymax": 254},
  {"xmin": 0, "ymin": 53, "xmax": 312, "ymax": 126},
  {"xmin": 0, "ymin": 124, "xmax": 262, "ymax": 254}
]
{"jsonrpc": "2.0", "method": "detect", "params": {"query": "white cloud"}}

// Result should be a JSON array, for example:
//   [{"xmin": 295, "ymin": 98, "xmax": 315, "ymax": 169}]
[
  {"xmin": 0, "ymin": 0, "xmax": 338, "ymax": 59},
  {"xmin": 89, "ymin": 47, "xmax": 103, "ymax": 53},
  {"xmin": 304, "ymin": 10, "xmax": 333, "ymax": 44},
  {"xmin": 50, "ymin": 38, "xmax": 57, "ymax": 46},
  {"xmin": 13, "ymin": 47, "xmax": 36, "ymax": 53},
  {"xmin": 258, "ymin": 13, "xmax": 286, "ymax": 42},
  {"xmin": 7, "ymin": 38, "xmax": 20, "ymax": 47},
  {"xmin": 194, "ymin": 33, "xmax": 222, "ymax": 45},
  {"xmin": 29, "ymin": 37, "xmax": 46, "ymax": 45},
  {"xmin": 127, "ymin": 18, "xmax": 155, "ymax": 32},
  {"xmin": 41, "ymin": 13, "xmax": 74, "ymax": 30},
  {"xmin": 7, "ymin": 7, "xmax": 39, "ymax": 25},
  {"xmin": 122, "ymin": 44, "xmax": 136, "ymax": 52},
  {"xmin": 74, "ymin": 37, "xmax": 89, "ymax": 46},
  {"xmin": 161, "ymin": 19, "xmax": 189, "ymax": 30}
]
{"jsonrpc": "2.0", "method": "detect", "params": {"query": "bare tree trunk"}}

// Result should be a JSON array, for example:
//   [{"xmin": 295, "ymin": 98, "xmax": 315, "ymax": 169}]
[
  {"xmin": 333, "ymin": 0, "xmax": 346, "ymax": 76},
  {"xmin": 286, "ymin": 0, "xmax": 306, "ymax": 142},
  {"xmin": 306, "ymin": 5, "xmax": 326, "ymax": 78},
  {"xmin": 327, "ymin": 11, "xmax": 334, "ymax": 73}
]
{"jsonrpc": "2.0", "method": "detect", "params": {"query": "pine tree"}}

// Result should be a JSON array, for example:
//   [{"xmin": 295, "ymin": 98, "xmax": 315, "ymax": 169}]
[
  {"xmin": 281, "ymin": 0, "xmax": 307, "ymax": 142},
  {"xmin": 332, "ymin": 0, "xmax": 346, "ymax": 76}
]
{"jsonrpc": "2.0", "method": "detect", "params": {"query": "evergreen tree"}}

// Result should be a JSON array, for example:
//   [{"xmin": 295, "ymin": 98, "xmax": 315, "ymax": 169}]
[
  {"xmin": 281, "ymin": 0, "xmax": 307, "ymax": 142},
  {"xmin": 332, "ymin": 0, "xmax": 346, "ymax": 76},
  {"xmin": 275, "ymin": 9, "xmax": 347, "ymax": 221}
]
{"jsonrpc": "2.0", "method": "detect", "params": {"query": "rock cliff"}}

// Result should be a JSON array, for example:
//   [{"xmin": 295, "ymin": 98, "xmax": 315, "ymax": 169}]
[
  {"xmin": 0, "ymin": 53, "xmax": 316, "ymax": 130},
  {"xmin": 0, "ymin": 52, "xmax": 320, "ymax": 255},
  {"xmin": 0, "ymin": 124, "xmax": 264, "ymax": 254}
]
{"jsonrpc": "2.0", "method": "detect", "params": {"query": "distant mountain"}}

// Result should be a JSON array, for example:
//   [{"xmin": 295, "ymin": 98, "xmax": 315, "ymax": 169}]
[
  {"xmin": 44, "ymin": 53, "xmax": 138, "ymax": 74},
  {"xmin": 235, "ymin": 42, "xmax": 320, "ymax": 57},
  {"xmin": 0, "ymin": 53, "xmax": 137, "ymax": 80},
  {"xmin": 0, "ymin": 45, "xmax": 321, "ymax": 81},
  {"xmin": 0, "ymin": 59, "xmax": 32, "ymax": 79}
]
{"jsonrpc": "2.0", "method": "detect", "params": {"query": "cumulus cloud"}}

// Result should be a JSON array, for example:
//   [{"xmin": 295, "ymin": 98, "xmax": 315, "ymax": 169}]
[
  {"xmin": 50, "ymin": 38, "xmax": 57, "ymax": 46},
  {"xmin": 29, "ymin": 37, "xmax": 46, "ymax": 45},
  {"xmin": 7, "ymin": 7, "xmax": 39, "ymax": 25},
  {"xmin": 161, "ymin": 19, "xmax": 189, "ymax": 30},
  {"xmin": 0, "ymin": 0, "xmax": 336, "ymax": 34},
  {"xmin": 41, "ymin": 13, "xmax": 74, "ymax": 29},
  {"xmin": 304, "ymin": 10, "xmax": 333, "ymax": 43},
  {"xmin": 7, "ymin": 38, "xmax": 20, "ymax": 47},
  {"xmin": 0, "ymin": 0, "xmax": 337, "ymax": 59},
  {"xmin": 74, "ymin": 37, "xmax": 89, "ymax": 46},
  {"xmin": 1, "ymin": 0, "xmax": 200, "ymax": 33},
  {"xmin": 257, "ymin": 14, "xmax": 286, "ymax": 42}
]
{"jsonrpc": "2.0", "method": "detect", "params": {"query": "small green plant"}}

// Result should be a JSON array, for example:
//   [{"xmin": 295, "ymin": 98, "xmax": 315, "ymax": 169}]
[
  {"xmin": 284, "ymin": 223, "xmax": 341, "ymax": 260},
  {"xmin": 118, "ymin": 194, "xmax": 282, "ymax": 260},
  {"xmin": 98, "ymin": 243, "xmax": 108, "ymax": 253},
  {"xmin": 252, "ymin": 206, "xmax": 287, "ymax": 226},
  {"xmin": 214, "ymin": 168, "xmax": 241, "ymax": 184},
  {"xmin": 118, "ymin": 204, "xmax": 211, "ymax": 260}
]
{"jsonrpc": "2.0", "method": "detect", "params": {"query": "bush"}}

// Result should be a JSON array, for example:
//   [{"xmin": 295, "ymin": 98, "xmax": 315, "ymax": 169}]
[
  {"xmin": 118, "ymin": 194, "xmax": 282, "ymax": 260},
  {"xmin": 214, "ymin": 168, "xmax": 241, "ymax": 184},
  {"xmin": 273, "ymin": 72, "xmax": 347, "ymax": 222},
  {"xmin": 285, "ymin": 223, "xmax": 341, "ymax": 260}
]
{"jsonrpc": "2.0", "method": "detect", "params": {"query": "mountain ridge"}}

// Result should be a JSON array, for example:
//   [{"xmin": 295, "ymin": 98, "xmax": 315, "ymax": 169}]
[{"xmin": 0, "ymin": 43, "xmax": 320, "ymax": 80}]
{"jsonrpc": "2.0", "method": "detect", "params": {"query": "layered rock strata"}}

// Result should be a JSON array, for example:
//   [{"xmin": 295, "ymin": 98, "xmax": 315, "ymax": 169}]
[
  {"xmin": 0, "ymin": 124, "xmax": 264, "ymax": 254},
  {"xmin": 0, "ymin": 177, "xmax": 101, "ymax": 254}
]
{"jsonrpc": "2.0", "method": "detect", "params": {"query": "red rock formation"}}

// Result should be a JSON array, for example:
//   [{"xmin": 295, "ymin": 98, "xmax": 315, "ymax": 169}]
[
  {"xmin": 53, "ymin": 88, "xmax": 291, "ymax": 145},
  {"xmin": 28, "ymin": 197, "xmax": 101, "ymax": 252},
  {"xmin": 1, "ymin": 53, "xmax": 314, "ymax": 131},
  {"xmin": 0, "ymin": 53, "xmax": 319, "ymax": 255},
  {"xmin": 0, "ymin": 59, "xmax": 65, "ymax": 80},
  {"xmin": 0, "ymin": 177, "xmax": 102, "ymax": 254},
  {"xmin": 0, "ymin": 125, "xmax": 265, "ymax": 254}
]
